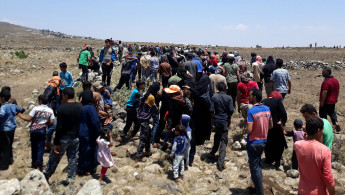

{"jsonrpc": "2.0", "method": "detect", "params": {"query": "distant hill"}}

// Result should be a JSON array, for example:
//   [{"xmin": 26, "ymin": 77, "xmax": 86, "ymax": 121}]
[{"xmin": 0, "ymin": 22, "xmax": 39, "ymax": 36}]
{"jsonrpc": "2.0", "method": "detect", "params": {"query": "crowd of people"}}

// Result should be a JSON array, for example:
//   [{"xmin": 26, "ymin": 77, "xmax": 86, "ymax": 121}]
[{"xmin": 0, "ymin": 39, "xmax": 341, "ymax": 194}]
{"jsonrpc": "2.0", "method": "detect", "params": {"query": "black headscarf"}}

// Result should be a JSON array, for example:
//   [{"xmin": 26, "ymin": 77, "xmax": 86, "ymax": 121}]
[
  {"xmin": 267, "ymin": 56, "xmax": 275, "ymax": 64},
  {"xmin": 141, "ymin": 82, "xmax": 160, "ymax": 105},
  {"xmin": 194, "ymin": 75, "xmax": 210, "ymax": 96}
]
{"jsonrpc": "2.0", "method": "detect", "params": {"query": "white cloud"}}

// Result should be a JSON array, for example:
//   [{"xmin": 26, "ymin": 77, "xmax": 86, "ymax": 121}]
[{"xmin": 223, "ymin": 24, "xmax": 248, "ymax": 31}]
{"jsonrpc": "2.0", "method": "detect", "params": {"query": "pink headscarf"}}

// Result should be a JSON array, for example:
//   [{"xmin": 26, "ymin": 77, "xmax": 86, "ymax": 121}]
[
  {"xmin": 210, "ymin": 55, "xmax": 216, "ymax": 59},
  {"xmin": 256, "ymin": 56, "xmax": 264, "ymax": 67}
]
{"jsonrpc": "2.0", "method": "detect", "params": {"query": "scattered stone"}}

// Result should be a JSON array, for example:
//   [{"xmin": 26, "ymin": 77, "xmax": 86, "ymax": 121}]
[
  {"xmin": 0, "ymin": 178, "xmax": 20, "ymax": 195},
  {"xmin": 117, "ymin": 108, "xmax": 127, "ymax": 119},
  {"xmin": 76, "ymin": 179, "xmax": 102, "ymax": 195},
  {"xmin": 286, "ymin": 169, "xmax": 299, "ymax": 178},
  {"xmin": 126, "ymin": 146, "xmax": 137, "ymax": 157},
  {"xmin": 215, "ymin": 172, "xmax": 223, "ymax": 179},
  {"xmin": 271, "ymin": 187, "xmax": 278, "ymax": 195},
  {"xmin": 232, "ymin": 141, "xmax": 241, "ymax": 150},
  {"xmin": 239, "ymin": 174, "xmax": 247, "ymax": 179},
  {"xmin": 284, "ymin": 177, "xmax": 298, "ymax": 186},
  {"xmin": 240, "ymin": 139, "xmax": 247, "ymax": 147},
  {"xmin": 143, "ymin": 164, "xmax": 163, "ymax": 174},
  {"xmin": 235, "ymin": 151, "xmax": 244, "ymax": 157},
  {"xmin": 209, "ymin": 185, "xmax": 219, "ymax": 192},
  {"xmin": 151, "ymin": 180, "xmax": 183, "ymax": 194},
  {"xmin": 32, "ymin": 89, "xmax": 39, "ymax": 94},
  {"xmin": 332, "ymin": 162, "xmax": 345, "ymax": 172},
  {"xmin": 20, "ymin": 170, "xmax": 52, "ymax": 195}
]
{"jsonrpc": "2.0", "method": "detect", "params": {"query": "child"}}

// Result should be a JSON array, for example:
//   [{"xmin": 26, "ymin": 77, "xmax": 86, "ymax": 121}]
[
  {"xmin": 181, "ymin": 114, "xmax": 192, "ymax": 170},
  {"xmin": 59, "ymin": 62, "xmax": 74, "ymax": 92},
  {"xmin": 136, "ymin": 94, "xmax": 158, "ymax": 161},
  {"xmin": 97, "ymin": 126, "xmax": 114, "ymax": 185},
  {"xmin": 284, "ymin": 119, "xmax": 305, "ymax": 170},
  {"xmin": 182, "ymin": 86, "xmax": 193, "ymax": 116},
  {"xmin": 170, "ymin": 125, "xmax": 188, "ymax": 180},
  {"xmin": 0, "ymin": 90, "xmax": 25, "ymax": 170},
  {"xmin": 18, "ymin": 95, "xmax": 55, "ymax": 171},
  {"xmin": 100, "ymin": 82, "xmax": 113, "ymax": 125}
]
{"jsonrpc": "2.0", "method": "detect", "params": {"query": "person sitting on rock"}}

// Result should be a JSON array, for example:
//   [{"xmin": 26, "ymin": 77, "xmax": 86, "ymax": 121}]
[{"xmin": 170, "ymin": 125, "xmax": 188, "ymax": 181}]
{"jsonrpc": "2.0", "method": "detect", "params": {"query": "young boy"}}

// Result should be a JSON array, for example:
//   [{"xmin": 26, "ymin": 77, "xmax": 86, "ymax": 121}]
[
  {"xmin": 136, "ymin": 94, "xmax": 158, "ymax": 161},
  {"xmin": 181, "ymin": 114, "xmax": 192, "ymax": 170},
  {"xmin": 100, "ymin": 82, "xmax": 113, "ymax": 125},
  {"xmin": 59, "ymin": 62, "xmax": 74, "ymax": 92},
  {"xmin": 116, "ymin": 80, "xmax": 145, "ymax": 142},
  {"xmin": 284, "ymin": 119, "xmax": 305, "ymax": 170},
  {"xmin": 0, "ymin": 90, "xmax": 25, "ymax": 170},
  {"xmin": 170, "ymin": 125, "xmax": 188, "ymax": 180},
  {"xmin": 18, "ymin": 95, "xmax": 55, "ymax": 171}
]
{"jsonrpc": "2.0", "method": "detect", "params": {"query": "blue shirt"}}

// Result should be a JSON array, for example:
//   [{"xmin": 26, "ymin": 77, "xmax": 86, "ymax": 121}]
[
  {"xmin": 270, "ymin": 68, "xmax": 291, "ymax": 94},
  {"xmin": 193, "ymin": 58, "xmax": 203, "ymax": 73},
  {"xmin": 101, "ymin": 91, "xmax": 113, "ymax": 107},
  {"xmin": 60, "ymin": 71, "xmax": 74, "ymax": 90},
  {"xmin": 0, "ymin": 102, "xmax": 25, "ymax": 131},
  {"xmin": 130, "ymin": 55, "xmax": 138, "ymax": 68},
  {"xmin": 171, "ymin": 135, "xmax": 187, "ymax": 155},
  {"xmin": 126, "ymin": 88, "xmax": 140, "ymax": 108}
]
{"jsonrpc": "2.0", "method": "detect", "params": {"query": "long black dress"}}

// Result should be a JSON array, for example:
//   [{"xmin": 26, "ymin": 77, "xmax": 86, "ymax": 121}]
[{"xmin": 262, "ymin": 97, "xmax": 287, "ymax": 166}]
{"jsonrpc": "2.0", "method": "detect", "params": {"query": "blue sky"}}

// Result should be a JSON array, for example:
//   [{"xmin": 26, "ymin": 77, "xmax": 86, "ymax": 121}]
[{"xmin": 1, "ymin": 0, "xmax": 345, "ymax": 47}]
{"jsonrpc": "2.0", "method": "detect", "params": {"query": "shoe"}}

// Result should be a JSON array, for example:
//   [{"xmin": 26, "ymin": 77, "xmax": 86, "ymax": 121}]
[
  {"xmin": 218, "ymin": 166, "xmax": 226, "ymax": 172},
  {"xmin": 336, "ymin": 124, "xmax": 341, "ymax": 132},
  {"xmin": 111, "ymin": 152, "xmax": 117, "ymax": 156},
  {"xmin": 60, "ymin": 179, "xmax": 71, "ymax": 186},
  {"xmin": 144, "ymin": 152, "xmax": 152, "ymax": 157},
  {"xmin": 135, "ymin": 157, "xmax": 142, "ymax": 162},
  {"xmin": 180, "ymin": 175, "xmax": 184, "ymax": 180}
]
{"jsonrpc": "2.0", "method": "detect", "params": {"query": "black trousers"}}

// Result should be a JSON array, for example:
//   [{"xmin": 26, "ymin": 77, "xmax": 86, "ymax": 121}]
[
  {"xmin": 211, "ymin": 123, "xmax": 229, "ymax": 169},
  {"xmin": 0, "ymin": 131, "xmax": 15, "ymax": 170},
  {"xmin": 291, "ymin": 150, "xmax": 298, "ymax": 170},
  {"xmin": 162, "ymin": 76, "xmax": 170, "ymax": 88},
  {"xmin": 114, "ymin": 74, "xmax": 131, "ymax": 91},
  {"xmin": 319, "ymin": 104, "xmax": 337, "ymax": 125},
  {"xmin": 102, "ymin": 63, "xmax": 113, "ymax": 86},
  {"xmin": 120, "ymin": 107, "xmax": 140, "ymax": 137},
  {"xmin": 137, "ymin": 121, "xmax": 151, "ymax": 157},
  {"xmin": 227, "ymin": 82, "xmax": 238, "ymax": 108}
]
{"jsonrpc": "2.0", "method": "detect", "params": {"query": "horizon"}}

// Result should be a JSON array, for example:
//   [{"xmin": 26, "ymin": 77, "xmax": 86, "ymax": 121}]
[{"xmin": 1, "ymin": 0, "xmax": 345, "ymax": 48}]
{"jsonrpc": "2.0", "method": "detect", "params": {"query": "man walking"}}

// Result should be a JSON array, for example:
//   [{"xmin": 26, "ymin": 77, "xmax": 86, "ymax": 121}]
[
  {"xmin": 244, "ymin": 88, "xmax": 273, "ymax": 195},
  {"xmin": 270, "ymin": 59, "xmax": 291, "ymax": 100},
  {"xmin": 44, "ymin": 87, "xmax": 83, "ymax": 185},
  {"xmin": 99, "ymin": 39, "xmax": 117, "ymax": 86},
  {"xmin": 319, "ymin": 67, "xmax": 341, "ymax": 132},
  {"xmin": 209, "ymin": 82, "xmax": 234, "ymax": 171}
]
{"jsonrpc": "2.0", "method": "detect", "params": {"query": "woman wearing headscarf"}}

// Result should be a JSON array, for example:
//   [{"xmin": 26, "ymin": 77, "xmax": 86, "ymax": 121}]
[
  {"xmin": 77, "ymin": 90, "xmax": 101, "ymax": 175},
  {"xmin": 189, "ymin": 74, "xmax": 213, "ymax": 166},
  {"xmin": 261, "ymin": 91, "xmax": 287, "ymax": 168},
  {"xmin": 141, "ymin": 82, "xmax": 161, "ymax": 143},
  {"xmin": 262, "ymin": 56, "xmax": 276, "ymax": 97}
]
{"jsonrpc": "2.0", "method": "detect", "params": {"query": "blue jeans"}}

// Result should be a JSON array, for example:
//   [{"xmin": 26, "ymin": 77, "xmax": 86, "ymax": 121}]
[
  {"xmin": 151, "ymin": 114, "xmax": 159, "ymax": 142},
  {"xmin": 150, "ymin": 69, "xmax": 158, "ymax": 83},
  {"xmin": 130, "ymin": 67, "xmax": 137, "ymax": 83},
  {"xmin": 30, "ymin": 129, "xmax": 46, "ymax": 167},
  {"xmin": 46, "ymin": 118, "xmax": 57, "ymax": 146},
  {"xmin": 173, "ymin": 154, "xmax": 184, "ymax": 179},
  {"xmin": 247, "ymin": 142, "xmax": 266, "ymax": 195}
]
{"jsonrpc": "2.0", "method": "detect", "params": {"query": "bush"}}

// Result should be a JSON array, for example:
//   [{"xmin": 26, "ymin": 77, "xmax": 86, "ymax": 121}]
[{"xmin": 15, "ymin": 50, "xmax": 29, "ymax": 59}]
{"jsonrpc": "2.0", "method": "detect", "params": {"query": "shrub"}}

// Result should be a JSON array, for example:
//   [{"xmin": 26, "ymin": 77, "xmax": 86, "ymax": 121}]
[{"xmin": 15, "ymin": 50, "xmax": 29, "ymax": 59}]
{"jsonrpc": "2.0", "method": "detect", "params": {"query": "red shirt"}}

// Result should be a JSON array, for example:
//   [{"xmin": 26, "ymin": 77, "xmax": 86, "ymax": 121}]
[
  {"xmin": 211, "ymin": 59, "xmax": 218, "ymax": 66},
  {"xmin": 320, "ymin": 77, "xmax": 339, "ymax": 104},
  {"xmin": 294, "ymin": 140, "xmax": 334, "ymax": 195},
  {"xmin": 237, "ymin": 81, "xmax": 259, "ymax": 103}
]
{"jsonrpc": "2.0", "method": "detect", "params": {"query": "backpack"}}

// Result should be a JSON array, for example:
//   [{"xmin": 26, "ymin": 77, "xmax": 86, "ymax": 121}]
[{"xmin": 43, "ymin": 86, "xmax": 57, "ymax": 110}]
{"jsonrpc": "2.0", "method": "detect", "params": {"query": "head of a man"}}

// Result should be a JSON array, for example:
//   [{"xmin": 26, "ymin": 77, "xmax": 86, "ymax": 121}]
[
  {"xmin": 276, "ymin": 59, "xmax": 283, "ymax": 68},
  {"xmin": 217, "ymin": 82, "xmax": 227, "ymax": 93},
  {"xmin": 249, "ymin": 88, "xmax": 262, "ymax": 104},
  {"xmin": 105, "ymin": 39, "xmax": 111, "ymax": 48},
  {"xmin": 305, "ymin": 116, "xmax": 324, "ymax": 139},
  {"xmin": 322, "ymin": 66, "xmax": 332, "ymax": 78},
  {"xmin": 38, "ymin": 94, "xmax": 48, "ymax": 105},
  {"xmin": 62, "ymin": 87, "xmax": 75, "ymax": 102},
  {"xmin": 300, "ymin": 104, "xmax": 318, "ymax": 120}
]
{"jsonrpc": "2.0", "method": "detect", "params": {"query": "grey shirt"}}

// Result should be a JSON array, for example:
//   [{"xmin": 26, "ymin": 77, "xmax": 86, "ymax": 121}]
[
  {"xmin": 102, "ymin": 48, "xmax": 113, "ymax": 63},
  {"xmin": 184, "ymin": 60, "xmax": 198, "ymax": 78}
]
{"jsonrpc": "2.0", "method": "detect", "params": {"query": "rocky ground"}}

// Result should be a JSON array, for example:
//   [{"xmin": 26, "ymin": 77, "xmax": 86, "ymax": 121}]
[{"xmin": 1, "ymin": 27, "xmax": 345, "ymax": 194}]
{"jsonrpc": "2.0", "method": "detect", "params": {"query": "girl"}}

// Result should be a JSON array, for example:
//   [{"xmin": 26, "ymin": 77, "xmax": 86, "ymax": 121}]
[{"xmin": 96, "ymin": 126, "xmax": 114, "ymax": 185}]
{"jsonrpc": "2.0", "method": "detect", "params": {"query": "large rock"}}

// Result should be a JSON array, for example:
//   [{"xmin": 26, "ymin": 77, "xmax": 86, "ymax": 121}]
[
  {"xmin": 332, "ymin": 162, "xmax": 345, "ymax": 172},
  {"xmin": 143, "ymin": 164, "xmax": 163, "ymax": 174},
  {"xmin": 286, "ymin": 169, "xmax": 299, "ymax": 178},
  {"xmin": 232, "ymin": 141, "xmax": 242, "ymax": 150},
  {"xmin": 116, "ymin": 108, "xmax": 127, "ymax": 119},
  {"xmin": 76, "ymin": 179, "xmax": 102, "ymax": 195},
  {"xmin": 20, "ymin": 170, "xmax": 52, "ymax": 195},
  {"xmin": 0, "ymin": 178, "xmax": 20, "ymax": 195}
]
